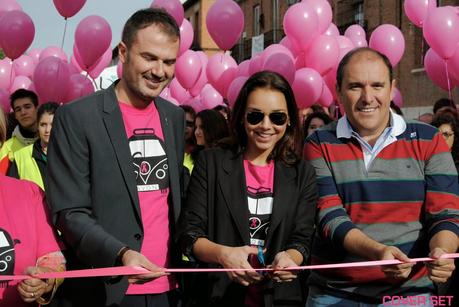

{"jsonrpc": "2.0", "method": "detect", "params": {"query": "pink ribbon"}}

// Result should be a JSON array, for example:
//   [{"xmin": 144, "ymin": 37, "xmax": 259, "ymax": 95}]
[{"xmin": 2, "ymin": 253, "xmax": 459, "ymax": 282}]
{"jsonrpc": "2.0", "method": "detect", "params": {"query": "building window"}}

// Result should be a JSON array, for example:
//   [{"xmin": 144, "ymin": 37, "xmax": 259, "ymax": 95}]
[
  {"xmin": 253, "ymin": 4, "xmax": 261, "ymax": 36},
  {"xmin": 354, "ymin": 2, "xmax": 364, "ymax": 26},
  {"xmin": 287, "ymin": 0, "xmax": 299, "ymax": 6}
]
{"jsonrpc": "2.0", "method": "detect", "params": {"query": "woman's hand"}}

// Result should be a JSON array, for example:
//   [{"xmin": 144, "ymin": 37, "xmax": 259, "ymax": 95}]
[
  {"xmin": 270, "ymin": 251, "xmax": 299, "ymax": 283},
  {"xmin": 17, "ymin": 266, "xmax": 54, "ymax": 303},
  {"xmin": 217, "ymin": 245, "xmax": 263, "ymax": 286}
]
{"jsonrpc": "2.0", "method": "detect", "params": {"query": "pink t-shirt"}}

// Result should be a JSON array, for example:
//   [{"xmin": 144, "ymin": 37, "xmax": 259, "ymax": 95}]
[
  {"xmin": 0, "ymin": 176, "xmax": 60, "ymax": 307},
  {"xmin": 243, "ymin": 160, "xmax": 274, "ymax": 307},
  {"xmin": 119, "ymin": 101, "xmax": 176, "ymax": 294}
]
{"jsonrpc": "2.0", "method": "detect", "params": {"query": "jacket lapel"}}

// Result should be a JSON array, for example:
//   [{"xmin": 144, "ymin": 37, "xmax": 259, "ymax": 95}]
[
  {"xmin": 265, "ymin": 162, "xmax": 296, "ymax": 248},
  {"xmin": 219, "ymin": 153, "xmax": 250, "ymax": 245},
  {"xmin": 101, "ymin": 84, "xmax": 142, "ymax": 222}
]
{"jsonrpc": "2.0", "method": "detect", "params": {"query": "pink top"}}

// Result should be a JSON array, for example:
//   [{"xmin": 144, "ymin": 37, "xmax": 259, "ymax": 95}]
[
  {"xmin": 119, "ymin": 101, "xmax": 176, "ymax": 294},
  {"xmin": 0, "ymin": 176, "xmax": 60, "ymax": 307}
]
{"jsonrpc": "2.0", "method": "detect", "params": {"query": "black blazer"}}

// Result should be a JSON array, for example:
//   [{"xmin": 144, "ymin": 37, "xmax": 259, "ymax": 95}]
[
  {"xmin": 47, "ymin": 82, "xmax": 185, "ymax": 306},
  {"xmin": 177, "ymin": 148, "xmax": 317, "ymax": 307}
]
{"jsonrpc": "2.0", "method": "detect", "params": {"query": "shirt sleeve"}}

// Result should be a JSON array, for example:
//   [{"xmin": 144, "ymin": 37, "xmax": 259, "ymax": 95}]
[{"xmin": 303, "ymin": 134, "xmax": 357, "ymax": 248}]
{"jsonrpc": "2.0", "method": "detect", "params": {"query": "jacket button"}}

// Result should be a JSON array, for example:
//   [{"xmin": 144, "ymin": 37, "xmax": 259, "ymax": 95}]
[{"xmin": 134, "ymin": 233, "xmax": 142, "ymax": 240}]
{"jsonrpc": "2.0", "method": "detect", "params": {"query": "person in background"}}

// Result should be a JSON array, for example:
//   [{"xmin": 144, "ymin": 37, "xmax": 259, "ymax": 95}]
[
  {"xmin": 433, "ymin": 98, "xmax": 457, "ymax": 119},
  {"xmin": 178, "ymin": 71, "xmax": 317, "ymax": 306},
  {"xmin": 304, "ymin": 47, "xmax": 459, "ymax": 306},
  {"xmin": 180, "ymin": 105, "xmax": 196, "ymax": 174},
  {"xmin": 0, "ymin": 108, "xmax": 8, "ymax": 174},
  {"xmin": 8, "ymin": 102, "xmax": 59, "ymax": 190},
  {"xmin": 47, "ymin": 8, "xmax": 185, "ymax": 307},
  {"xmin": 213, "ymin": 104, "xmax": 230, "ymax": 122},
  {"xmin": 0, "ymin": 107, "xmax": 65, "ymax": 307},
  {"xmin": 418, "ymin": 112, "xmax": 433, "ymax": 124},
  {"xmin": 0, "ymin": 89, "xmax": 38, "ymax": 163},
  {"xmin": 432, "ymin": 114, "xmax": 459, "ymax": 172},
  {"xmin": 303, "ymin": 111, "xmax": 332, "ymax": 137},
  {"xmin": 189, "ymin": 109, "xmax": 229, "ymax": 172}
]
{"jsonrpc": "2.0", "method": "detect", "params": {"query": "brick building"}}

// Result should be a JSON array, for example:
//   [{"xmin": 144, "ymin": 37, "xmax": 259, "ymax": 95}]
[{"xmin": 184, "ymin": 0, "xmax": 459, "ymax": 115}]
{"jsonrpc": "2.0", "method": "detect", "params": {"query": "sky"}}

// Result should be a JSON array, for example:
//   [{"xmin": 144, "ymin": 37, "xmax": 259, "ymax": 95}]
[{"xmin": 15, "ymin": 0, "xmax": 186, "ymax": 57}]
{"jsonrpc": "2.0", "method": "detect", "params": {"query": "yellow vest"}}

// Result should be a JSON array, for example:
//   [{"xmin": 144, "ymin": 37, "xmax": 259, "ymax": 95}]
[
  {"xmin": 13, "ymin": 144, "xmax": 44, "ymax": 190},
  {"xmin": 184, "ymin": 152, "xmax": 194, "ymax": 173},
  {"xmin": 0, "ymin": 136, "xmax": 28, "ymax": 162}
]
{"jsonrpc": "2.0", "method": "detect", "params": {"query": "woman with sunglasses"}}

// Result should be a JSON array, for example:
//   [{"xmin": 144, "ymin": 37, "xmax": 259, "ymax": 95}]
[{"xmin": 178, "ymin": 71, "xmax": 317, "ymax": 306}]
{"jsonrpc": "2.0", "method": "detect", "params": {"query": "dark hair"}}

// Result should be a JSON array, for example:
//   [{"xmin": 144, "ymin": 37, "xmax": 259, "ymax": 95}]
[
  {"xmin": 303, "ymin": 111, "xmax": 332, "ymax": 137},
  {"xmin": 180, "ymin": 104, "xmax": 196, "ymax": 117},
  {"xmin": 228, "ymin": 71, "xmax": 302, "ymax": 165},
  {"xmin": 191, "ymin": 109, "xmax": 229, "ymax": 161},
  {"xmin": 37, "ymin": 102, "xmax": 59, "ymax": 122},
  {"xmin": 432, "ymin": 114, "xmax": 459, "ymax": 163},
  {"xmin": 433, "ymin": 98, "xmax": 456, "ymax": 115},
  {"xmin": 213, "ymin": 104, "xmax": 230, "ymax": 121},
  {"xmin": 10, "ymin": 89, "xmax": 39, "ymax": 109},
  {"xmin": 390, "ymin": 101, "xmax": 403, "ymax": 116},
  {"xmin": 122, "ymin": 8, "xmax": 180, "ymax": 48},
  {"xmin": 336, "ymin": 47, "xmax": 393, "ymax": 90}
]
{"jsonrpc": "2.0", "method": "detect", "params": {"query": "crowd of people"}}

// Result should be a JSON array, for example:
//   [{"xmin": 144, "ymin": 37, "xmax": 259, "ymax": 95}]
[{"xmin": 0, "ymin": 7, "xmax": 458, "ymax": 307}]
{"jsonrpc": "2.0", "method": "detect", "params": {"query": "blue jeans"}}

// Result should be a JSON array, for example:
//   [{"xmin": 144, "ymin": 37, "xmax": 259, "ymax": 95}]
[{"xmin": 306, "ymin": 287, "xmax": 433, "ymax": 307}]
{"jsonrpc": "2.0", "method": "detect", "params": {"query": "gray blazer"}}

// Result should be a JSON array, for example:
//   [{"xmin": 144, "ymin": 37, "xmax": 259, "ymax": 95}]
[{"xmin": 47, "ymin": 82, "xmax": 185, "ymax": 306}]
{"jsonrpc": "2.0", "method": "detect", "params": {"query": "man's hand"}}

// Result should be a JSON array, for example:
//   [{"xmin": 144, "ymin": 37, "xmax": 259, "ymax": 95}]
[
  {"xmin": 426, "ymin": 247, "xmax": 455, "ymax": 284},
  {"xmin": 18, "ymin": 267, "xmax": 54, "ymax": 303},
  {"xmin": 217, "ymin": 245, "xmax": 262, "ymax": 286},
  {"xmin": 270, "ymin": 251, "xmax": 298, "ymax": 283},
  {"xmin": 122, "ymin": 249, "xmax": 169, "ymax": 284},
  {"xmin": 378, "ymin": 246, "xmax": 415, "ymax": 279}
]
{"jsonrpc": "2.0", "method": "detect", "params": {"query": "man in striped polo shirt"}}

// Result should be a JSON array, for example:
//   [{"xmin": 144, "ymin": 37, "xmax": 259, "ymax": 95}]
[{"xmin": 304, "ymin": 47, "xmax": 459, "ymax": 306}]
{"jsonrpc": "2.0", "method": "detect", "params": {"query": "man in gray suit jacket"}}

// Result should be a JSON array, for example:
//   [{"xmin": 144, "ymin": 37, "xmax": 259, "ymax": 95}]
[{"xmin": 47, "ymin": 8, "xmax": 185, "ymax": 307}]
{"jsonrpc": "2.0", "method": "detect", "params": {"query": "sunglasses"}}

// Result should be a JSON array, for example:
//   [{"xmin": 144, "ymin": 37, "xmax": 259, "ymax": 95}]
[{"xmin": 246, "ymin": 111, "xmax": 288, "ymax": 126}]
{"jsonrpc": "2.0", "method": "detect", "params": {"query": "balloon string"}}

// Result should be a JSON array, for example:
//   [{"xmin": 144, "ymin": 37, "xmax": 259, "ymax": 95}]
[
  {"xmin": 61, "ymin": 18, "xmax": 68, "ymax": 50},
  {"xmin": 445, "ymin": 60, "xmax": 453, "ymax": 102}
]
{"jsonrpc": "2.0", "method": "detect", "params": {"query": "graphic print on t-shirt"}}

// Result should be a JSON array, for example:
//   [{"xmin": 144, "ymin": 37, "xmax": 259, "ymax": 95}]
[
  {"xmin": 129, "ymin": 128, "xmax": 170, "ymax": 193},
  {"xmin": 247, "ymin": 186, "xmax": 273, "ymax": 247},
  {"xmin": 0, "ymin": 228, "xmax": 15, "ymax": 276}
]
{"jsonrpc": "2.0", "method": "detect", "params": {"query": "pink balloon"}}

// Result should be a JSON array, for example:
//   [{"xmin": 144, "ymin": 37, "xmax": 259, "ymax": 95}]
[
  {"xmin": 206, "ymin": 53, "xmax": 238, "ymax": 96},
  {"xmin": 13, "ymin": 55, "xmax": 35, "ymax": 78},
  {"xmin": 249, "ymin": 55, "xmax": 263, "ymax": 75},
  {"xmin": 279, "ymin": 36, "xmax": 300, "ymax": 56},
  {"xmin": 67, "ymin": 60, "xmax": 81, "ymax": 75},
  {"xmin": 322, "ymin": 70, "xmax": 337, "ymax": 100},
  {"xmin": 201, "ymin": 84, "xmax": 223, "ymax": 110},
  {"xmin": 72, "ymin": 44, "xmax": 85, "ymax": 71},
  {"xmin": 178, "ymin": 19, "xmax": 194, "ymax": 56},
  {"xmin": 189, "ymin": 51, "xmax": 208, "ymax": 97},
  {"xmin": 88, "ymin": 47, "xmax": 112, "ymax": 79},
  {"xmin": 305, "ymin": 35, "xmax": 339, "ymax": 75},
  {"xmin": 27, "ymin": 48, "xmax": 42, "ymax": 64},
  {"xmin": 0, "ymin": 88, "xmax": 10, "ymax": 113},
  {"xmin": 0, "ymin": 0, "xmax": 22, "ymax": 18},
  {"xmin": 260, "ymin": 44, "xmax": 295, "ymax": 67},
  {"xmin": 75, "ymin": 15, "xmax": 112, "ymax": 69},
  {"xmin": 33, "ymin": 57, "xmax": 70, "ymax": 103},
  {"xmin": 337, "ymin": 35, "xmax": 355, "ymax": 50},
  {"xmin": 159, "ymin": 87, "xmax": 171, "ymax": 100},
  {"xmin": 10, "ymin": 75, "xmax": 33, "ymax": 93},
  {"xmin": 116, "ymin": 61, "xmax": 122, "ymax": 79},
  {"xmin": 175, "ymin": 50, "xmax": 202, "ymax": 90},
  {"xmin": 448, "ymin": 46, "xmax": 459, "ymax": 82},
  {"xmin": 324, "ymin": 23, "xmax": 339, "ymax": 36},
  {"xmin": 404, "ymin": 0, "xmax": 436, "ymax": 28},
  {"xmin": 292, "ymin": 68, "xmax": 323, "ymax": 108},
  {"xmin": 150, "ymin": 0, "xmax": 184, "ymax": 26},
  {"xmin": 169, "ymin": 78, "xmax": 191, "ymax": 103},
  {"xmin": 347, "ymin": 34, "xmax": 368, "ymax": 48},
  {"xmin": 0, "ymin": 11, "xmax": 35, "ymax": 60},
  {"xmin": 187, "ymin": 95, "xmax": 204, "ymax": 112},
  {"xmin": 227, "ymin": 76, "xmax": 248, "ymax": 107},
  {"xmin": 344, "ymin": 24, "xmax": 366, "ymax": 39},
  {"xmin": 392, "ymin": 87, "xmax": 403, "ymax": 107},
  {"xmin": 318, "ymin": 83, "xmax": 333, "ymax": 107},
  {"xmin": 236, "ymin": 60, "xmax": 250, "ymax": 78},
  {"xmin": 0, "ymin": 58, "xmax": 15, "ymax": 90},
  {"xmin": 423, "ymin": 6, "xmax": 459, "ymax": 60},
  {"xmin": 263, "ymin": 53, "xmax": 295, "ymax": 84},
  {"xmin": 369, "ymin": 24, "xmax": 405, "ymax": 67},
  {"xmin": 206, "ymin": 0, "xmax": 244, "ymax": 51},
  {"xmin": 424, "ymin": 48, "xmax": 452, "ymax": 91},
  {"xmin": 39, "ymin": 46, "xmax": 68, "ymax": 63},
  {"xmin": 305, "ymin": 0, "xmax": 333, "ymax": 34},
  {"xmin": 295, "ymin": 54, "xmax": 307, "ymax": 70},
  {"xmin": 70, "ymin": 53, "xmax": 84, "ymax": 73},
  {"xmin": 64, "ymin": 74, "xmax": 94, "ymax": 103},
  {"xmin": 53, "ymin": 0, "xmax": 86, "ymax": 19},
  {"xmin": 283, "ymin": 2, "xmax": 319, "ymax": 52}
]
